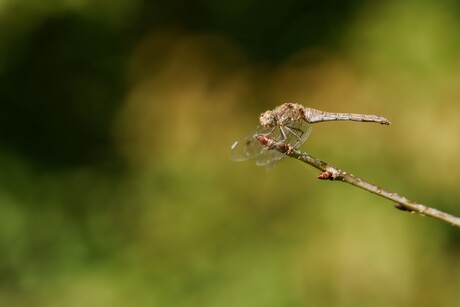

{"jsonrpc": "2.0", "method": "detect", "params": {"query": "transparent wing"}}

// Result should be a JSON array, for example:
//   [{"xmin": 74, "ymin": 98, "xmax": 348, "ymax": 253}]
[
  {"xmin": 280, "ymin": 119, "xmax": 312, "ymax": 149},
  {"xmin": 230, "ymin": 120, "xmax": 312, "ymax": 167},
  {"xmin": 230, "ymin": 126, "xmax": 274, "ymax": 161},
  {"xmin": 253, "ymin": 125, "xmax": 286, "ymax": 166}
]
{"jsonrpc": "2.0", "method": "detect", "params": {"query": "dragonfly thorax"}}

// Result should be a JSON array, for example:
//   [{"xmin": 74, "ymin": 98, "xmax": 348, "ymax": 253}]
[{"xmin": 260, "ymin": 103, "xmax": 306, "ymax": 127}]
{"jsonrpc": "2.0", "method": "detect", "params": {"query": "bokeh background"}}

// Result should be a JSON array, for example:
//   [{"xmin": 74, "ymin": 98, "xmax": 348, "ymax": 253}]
[{"xmin": 1, "ymin": 0, "xmax": 460, "ymax": 306}]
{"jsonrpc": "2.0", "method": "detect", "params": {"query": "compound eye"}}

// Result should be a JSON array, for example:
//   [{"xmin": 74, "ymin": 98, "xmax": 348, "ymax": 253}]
[{"xmin": 259, "ymin": 111, "xmax": 275, "ymax": 127}]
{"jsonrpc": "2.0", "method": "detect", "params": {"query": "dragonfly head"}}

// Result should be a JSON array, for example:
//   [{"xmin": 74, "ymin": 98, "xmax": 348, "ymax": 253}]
[{"xmin": 259, "ymin": 110, "xmax": 277, "ymax": 127}]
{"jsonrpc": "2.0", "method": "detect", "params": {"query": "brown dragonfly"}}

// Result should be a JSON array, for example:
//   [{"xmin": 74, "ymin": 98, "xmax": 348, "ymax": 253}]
[{"xmin": 230, "ymin": 103, "xmax": 390, "ymax": 167}]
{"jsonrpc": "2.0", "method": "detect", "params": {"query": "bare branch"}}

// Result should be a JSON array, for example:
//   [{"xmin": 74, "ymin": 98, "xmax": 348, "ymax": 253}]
[{"xmin": 255, "ymin": 135, "xmax": 460, "ymax": 227}]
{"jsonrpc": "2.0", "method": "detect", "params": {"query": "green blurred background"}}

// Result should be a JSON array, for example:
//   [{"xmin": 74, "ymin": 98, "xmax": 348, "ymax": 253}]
[{"xmin": 1, "ymin": 0, "xmax": 460, "ymax": 306}]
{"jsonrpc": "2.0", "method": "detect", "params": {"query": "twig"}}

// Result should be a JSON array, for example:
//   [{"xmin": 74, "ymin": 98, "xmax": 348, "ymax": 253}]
[{"xmin": 255, "ymin": 135, "xmax": 460, "ymax": 227}]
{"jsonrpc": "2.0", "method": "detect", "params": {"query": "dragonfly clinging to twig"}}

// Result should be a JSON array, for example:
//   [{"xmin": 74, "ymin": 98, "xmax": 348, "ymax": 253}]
[{"xmin": 230, "ymin": 103, "xmax": 390, "ymax": 167}]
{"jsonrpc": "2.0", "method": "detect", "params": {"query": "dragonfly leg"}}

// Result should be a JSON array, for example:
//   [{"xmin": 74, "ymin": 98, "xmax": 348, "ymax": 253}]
[
  {"xmin": 278, "ymin": 126, "xmax": 288, "ymax": 143},
  {"xmin": 285, "ymin": 125, "xmax": 303, "ymax": 146}
]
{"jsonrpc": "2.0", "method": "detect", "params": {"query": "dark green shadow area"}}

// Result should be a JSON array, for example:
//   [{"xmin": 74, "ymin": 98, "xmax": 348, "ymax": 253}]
[{"xmin": 0, "ymin": 14, "xmax": 129, "ymax": 169}]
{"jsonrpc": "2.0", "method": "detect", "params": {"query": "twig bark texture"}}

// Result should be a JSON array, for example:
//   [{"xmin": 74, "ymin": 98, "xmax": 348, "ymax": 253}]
[{"xmin": 256, "ymin": 135, "xmax": 460, "ymax": 228}]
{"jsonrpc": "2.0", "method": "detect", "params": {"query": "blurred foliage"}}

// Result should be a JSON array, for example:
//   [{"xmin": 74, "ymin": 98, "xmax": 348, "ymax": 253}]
[{"xmin": 1, "ymin": 0, "xmax": 460, "ymax": 306}]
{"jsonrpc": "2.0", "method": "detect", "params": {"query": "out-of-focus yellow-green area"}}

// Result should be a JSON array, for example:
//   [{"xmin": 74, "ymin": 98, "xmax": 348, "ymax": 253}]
[{"xmin": 1, "ymin": 0, "xmax": 460, "ymax": 306}]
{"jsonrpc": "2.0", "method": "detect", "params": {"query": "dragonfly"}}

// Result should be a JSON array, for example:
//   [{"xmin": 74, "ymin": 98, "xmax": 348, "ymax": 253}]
[{"xmin": 230, "ymin": 103, "xmax": 390, "ymax": 168}]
